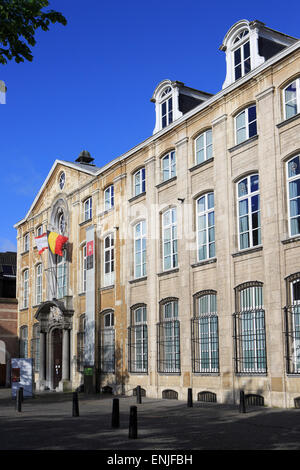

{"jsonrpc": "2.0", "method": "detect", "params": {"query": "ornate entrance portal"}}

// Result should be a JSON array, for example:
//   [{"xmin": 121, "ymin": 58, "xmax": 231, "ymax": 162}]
[{"xmin": 35, "ymin": 300, "xmax": 74, "ymax": 391}]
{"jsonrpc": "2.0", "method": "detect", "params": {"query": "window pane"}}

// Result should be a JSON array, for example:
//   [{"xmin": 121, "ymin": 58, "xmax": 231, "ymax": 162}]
[
  {"xmin": 288, "ymin": 156, "xmax": 300, "ymax": 178},
  {"xmin": 234, "ymin": 48, "xmax": 241, "ymax": 65},
  {"xmin": 249, "ymin": 121, "xmax": 257, "ymax": 138},
  {"xmin": 248, "ymin": 106, "xmax": 256, "ymax": 123},
  {"xmin": 243, "ymin": 41, "xmax": 250, "ymax": 59}
]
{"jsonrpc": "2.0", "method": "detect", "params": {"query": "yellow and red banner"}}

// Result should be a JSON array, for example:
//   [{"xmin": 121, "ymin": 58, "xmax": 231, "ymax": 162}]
[{"xmin": 47, "ymin": 231, "xmax": 68, "ymax": 257}]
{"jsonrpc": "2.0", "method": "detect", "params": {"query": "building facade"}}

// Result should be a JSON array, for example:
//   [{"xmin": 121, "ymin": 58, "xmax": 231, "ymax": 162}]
[{"xmin": 15, "ymin": 20, "xmax": 300, "ymax": 407}]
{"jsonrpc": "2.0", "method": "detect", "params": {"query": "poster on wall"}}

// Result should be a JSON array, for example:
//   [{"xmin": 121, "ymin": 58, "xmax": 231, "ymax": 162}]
[{"xmin": 11, "ymin": 358, "xmax": 34, "ymax": 398}]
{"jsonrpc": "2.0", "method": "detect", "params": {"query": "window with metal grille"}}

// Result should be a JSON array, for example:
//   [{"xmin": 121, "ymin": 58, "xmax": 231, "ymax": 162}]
[
  {"xmin": 284, "ymin": 274, "xmax": 300, "ymax": 374},
  {"xmin": 157, "ymin": 299, "xmax": 180, "ymax": 373},
  {"xmin": 128, "ymin": 305, "xmax": 148, "ymax": 373},
  {"xmin": 31, "ymin": 323, "xmax": 40, "ymax": 372},
  {"xmin": 77, "ymin": 314, "xmax": 85, "ymax": 372},
  {"xmin": 20, "ymin": 326, "xmax": 28, "ymax": 358},
  {"xmin": 287, "ymin": 155, "xmax": 300, "ymax": 237},
  {"xmin": 35, "ymin": 263, "xmax": 43, "ymax": 305},
  {"xmin": 192, "ymin": 291, "xmax": 219, "ymax": 373},
  {"xmin": 233, "ymin": 282, "xmax": 267, "ymax": 374},
  {"xmin": 99, "ymin": 311, "xmax": 115, "ymax": 373}
]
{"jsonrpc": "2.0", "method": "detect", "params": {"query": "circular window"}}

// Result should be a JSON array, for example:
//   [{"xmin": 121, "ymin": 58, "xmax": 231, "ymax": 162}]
[
  {"xmin": 59, "ymin": 172, "xmax": 65, "ymax": 190},
  {"xmin": 58, "ymin": 212, "xmax": 66, "ymax": 235}
]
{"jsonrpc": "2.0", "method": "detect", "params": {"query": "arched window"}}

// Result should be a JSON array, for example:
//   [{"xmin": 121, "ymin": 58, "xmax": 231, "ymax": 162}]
[
  {"xmin": 235, "ymin": 105, "xmax": 257, "ymax": 144},
  {"xmin": 134, "ymin": 221, "xmax": 146, "ymax": 278},
  {"xmin": 23, "ymin": 269, "xmax": 29, "ymax": 308},
  {"xmin": 232, "ymin": 29, "xmax": 251, "ymax": 80},
  {"xmin": 128, "ymin": 305, "xmax": 148, "ymax": 373},
  {"xmin": 283, "ymin": 78, "xmax": 300, "ymax": 120},
  {"xmin": 286, "ymin": 155, "xmax": 300, "ymax": 237},
  {"xmin": 285, "ymin": 273, "xmax": 300, "ymax": 374},
  {"xmin": 196, "ymin": 192, "xmax": 215, "ymax": 261},
  {"xmin": 35, "ymin": 263, "xmax": 43, "ymax": 305},
  {"xmin": 233, "ymin": 282, "xmax": 266, "ymax": 374},
  {"xmin": 100, "ymin": 311, "xmax": 115, "ymax": 373},
  {"xmin": 162, "ymin": 207, "xmax": 178, "ymax": 271},
  {"xmin": 192, "ymin": 291, "xmax": 219, "ymax": 373},
  {"xmin": 58, "ymin": 171, "xmax": 65, "ymax": 191},
  {"xmin": 157, "ymin": 299, "xmax": 180, "ymax": 373},
  {"xmin": 103, "ymin": 234, "xmax": 114, "ymax": 287},
  {"xmin": 237, "ymin": 174, "xmax": 260, "ymax": 250},
  {"xmin": 160, "ymin": 87, "xmax": 173, "ymax": 129},
  {"xmin": 195, "ymin": 129, "xmax": 213, "ymax": 165}
]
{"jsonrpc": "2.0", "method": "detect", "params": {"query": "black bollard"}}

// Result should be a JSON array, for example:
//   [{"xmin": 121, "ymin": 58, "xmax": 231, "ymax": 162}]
[
  {"xmin": 187, "ymin": 388, "xmax": 193, "ymax": 407},
  {"xmin": 239, "ymin": 390, "xmax": 246, "ymax": 413},
  {"xmin": 128, "ymin": 406, "xmax": 138, "ymax": 439},
  {"xmin": 72, "ymin": 391, "xmax": 79, "ymax": 417},
  {"xmin": 112, "ymin": 398, "xmax": 120, "ymax": 428},
  {"xmin": 16, "ymin": 388, "xmax": 22, "ymax": 412},
  {"xmin": 136, "ymin": 385, "xmax": 142, "ymax": 404}
]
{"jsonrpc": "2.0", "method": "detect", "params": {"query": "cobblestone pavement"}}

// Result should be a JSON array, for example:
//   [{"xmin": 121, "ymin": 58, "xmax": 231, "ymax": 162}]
[{"xmin": 0, "ymin": 387, "xmax": 300, "ymax": 453}]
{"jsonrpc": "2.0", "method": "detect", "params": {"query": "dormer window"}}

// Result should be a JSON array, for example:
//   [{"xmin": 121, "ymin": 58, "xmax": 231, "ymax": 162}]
[
  {"xmin": 233, "ymin": 29, "xmax": 251, "ymax": 80},
  {"xmin": 161, "ymin": 87, "xmax": 173, "ymax": 128}
]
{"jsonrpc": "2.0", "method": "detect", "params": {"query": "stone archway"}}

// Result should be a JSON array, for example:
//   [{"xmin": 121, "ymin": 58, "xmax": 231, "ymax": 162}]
[{"xmin": 35, "ymin": 300, "xmax": 74, "ymax": 391}]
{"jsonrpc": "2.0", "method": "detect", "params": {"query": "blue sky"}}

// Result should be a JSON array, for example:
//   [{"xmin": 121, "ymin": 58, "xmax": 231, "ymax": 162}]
[{"xmin": 0, "ymin": 0, "xmax": 299, "ymax": 251}]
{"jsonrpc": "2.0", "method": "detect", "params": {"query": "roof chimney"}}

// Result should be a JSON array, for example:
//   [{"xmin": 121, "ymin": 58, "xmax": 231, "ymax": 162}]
[{"xmin": 75, "ymin": 150, "xmax": 95, "ymax": 165}]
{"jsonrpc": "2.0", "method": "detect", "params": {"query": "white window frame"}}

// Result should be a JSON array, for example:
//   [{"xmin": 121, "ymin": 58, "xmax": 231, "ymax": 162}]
[
  {"xmin": 133, "ymin": 305, "xmax": 148, "ymax": 373},
  {"xmin": 84, "ymin": 197, "xmax": 92, "ymax": 221},
  {"xmin": 57, "ymin": 249, "xmax": 67, "ymax": 299},
  {"xmin": 196, "ymin": 293, "xmax": 219, "ymax": 373},
  {"xmin": 35, "ymin": 263, "xmax": 42, "ymax": 305},
  {"xmin": 283, "ymin": 78, "xmax": 300, "ymax": 120},
  {"xmin": 133, "ymin": 167, "xmax": 146, "ymax": 196},
  {"xmin": 134, "ymin": 220, "xmax": 146, "ymax": 279},
  {"xmin": 161, "ymin": 300, "xmax": 180, "ymax": 373},
  {"xmin": 82, "ymin": 244, "xmax": 87, "ymax": 293},
  {"xmin": 195, "ymin": 129, "xmax": 213, "ymax": 165},
  {"xmin": 286, "ymin": 155, "xmax": 300, "ymax": 237},
  {"xmin": 24, "ymin": 233, "xmax": 29, "ymax": 252},
  {"xmin": 235, "ymin": 105, "xmax": 257, "ymax": 145},
  {"xmin": 104, "ymin": 185, "xmax": 114, "ymax": 211},
  {"xmin": 237, "ymin": 174, "xmax": 261, "ymax": 250},
  {"xmin": 23, "ymin": 269, "xmax": 29, "ymax": 309},
  {"xmin": 196, "ymin": 192, "xmax": 215, "ymax": 261},
  {"xmin": 161, "ymin": 151, "xmax": 176, "ymax": 182},
  {"xmin": 232, "ymin": 30, "xmax": 251, "ymax": 81},
  {"xmin": 103, "ymin": 234, "xmax": 115, "ymax": 287},
  {"xmin": 100, "ymin": 311, "xmax": 115, "ymax": 373},
  {"xmin": 161, "ymin": 87, "xmax": 173, "ymax": 129},
  {"xmin": 162, "ymin": 208, "xmax": 178, "ymax": 271}
]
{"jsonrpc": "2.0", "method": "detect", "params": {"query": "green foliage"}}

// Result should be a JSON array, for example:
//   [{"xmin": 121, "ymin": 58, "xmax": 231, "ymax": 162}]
[{"xmin": 0, "ymin": 0, "xmax": 67, "ymax": 64}]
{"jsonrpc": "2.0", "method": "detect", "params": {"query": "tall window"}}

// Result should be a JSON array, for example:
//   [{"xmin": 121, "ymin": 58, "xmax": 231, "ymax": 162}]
[
  {"xmin": 233, "ymin": 283, "xmax": 266, "ymax": 374},
  {"xmin": 134, "ymin": 221, "xmax": 146, "ymax": 278},
  {"xmin": 161, "ymin": 87, "xmax": 173, "ymax": 128},
  {"xmin": 162, "ymin": 208, "xmax": 178, "ymax": 271},
  {"xmin": 84, "ymin": 197, "xmax": 92, "ymax": 221},
  {"xmin": 57, "ymin": 249, "xmax": 67, "ymax": 298},
  {"xmin": 77, "ymin": 314, "xmax": 85, "ymax": 372},
  {"xmin": 196, "ymin": 192, "xmax": 215, "ymax": 261},
  {"xmin": 58, "ymin": 211, "xmax": 66, "ymax": 235},
  {"xmin": 192, "ymin": 291, "xmax": 219, "ymax": 373},
  {"xmin": 100, "ymin": 311, "xmax": 115, "ymax": 373},
  {"xmin": 104, "ymin": 234, "xmax": 114, "ymax": 286},
  {"xmin": 82, "ymin": 244, "xmax": 87, "ymax": 292},
  {"xmin": 24, "ymin": 233, "xmax": 29, "ymax": 252},
  {"xmin": 128, "ymin": 305, "xmax": 148, "ymax": 373},
  {"xmin": 287, "ymin": 155, "xmax": 300, "ymax": 237},
  {"xmin": 284, "ymin": 78, "xmax": 300, "ymax": 120},
  {"xmin": 23, "ymin": 269, "xmax": 29, "ymax": 308},
  {"xmin": 195, "ymin": 129, "xmax": 213, "ymax": 165},
  {"xmin": 233, "ymin": 30, "xmax": 251, "ymax": 81},
  {"xmin": 162, "ymin": 151, "xmax": 176, "ymax": 182},
  {"xmin": 31, "ymin": 324, "xmax": 40, "ymax": 372},
  {"xmin": 134, "ymin": 168, "xmax": 146, "ymax": 196},
  {"xmin": 235, "ymin": 105, "xmax": 257, "ymax": 144},
  {"xmin": 20, "ymin": 326, "xmax": 28, "ymax": 358},
  {"xmin": 284, "ymin": 274, "xmax": 300, "ymax": 374},
  {"xmin": 104, "ymin": 185, "xmax": 114, "ymax": 211},
  {"xmin": 157, "ymin": 299, "xmax": 180, "ymax": 373},
  {"xmin": 237, "ymin": 174, "xmax": 261, "ymax": 250},
  {"xmin": 35, "ymin": 263, "xmax": 42, "ymax": 305}
]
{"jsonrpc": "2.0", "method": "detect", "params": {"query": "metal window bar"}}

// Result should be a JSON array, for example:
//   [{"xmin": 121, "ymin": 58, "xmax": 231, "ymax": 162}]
[
  {"xmin": 157, "ymin": 320, "xmax": 180, "ymax": 373},
  {"xmin": 233, "ymin": 308, "xmax": 267, "ymax": 374},
  {"xmin": 30, "ymin": 337, "xmax": 40, "ymax": 372},
  {"xmin": 77, "ymin": 331, "xmax": 85, "ymax": 372},
  {"xmin": 99, "ymin": 327, "xmax": 115, "ymax": 373},
  {"xmin": 128, "ymin": 325, "xmax": 148, "ymax": 373},
  {"xmin": 191, "ymin": 315, "xmax": 219, "ymax": 373},
  {"xmin": 284, "ymin": 305, "xmax": 300, "ymax": 374}
]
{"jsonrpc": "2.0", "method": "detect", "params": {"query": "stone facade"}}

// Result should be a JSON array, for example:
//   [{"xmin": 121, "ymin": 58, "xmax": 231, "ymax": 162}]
[{"xmin": 15, "ymin": 20, "xmax": 300, "ymax": 407}]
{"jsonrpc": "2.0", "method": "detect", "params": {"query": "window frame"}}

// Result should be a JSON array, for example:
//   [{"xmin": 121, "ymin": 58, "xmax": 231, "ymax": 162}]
[
  {"xmin": 232, "ymin": 30, "xmax": 251, "ymax": 81},
  {"xmin": 162, "ymin": 207, "xmax": 178, "ymax": 271},
  {"xmin": 286, "ymin": 155, "xmax": 300, "ymax": 238},
  {"xmin": 82, "ymin": 244, "xmax": 87, "ymax": 293},
  {"xmin": 196, "ymin": 192, "xmax": 215, "ymax": 261},
  {"xmin": 134, "ymin": 220, "xmax": 146, "ymax": 279},
  {"xmin": 161, "ymin": 151, "xmax": 176, "ymax": 182},
  {"xmin": 157, "ymin": 299, "xmax": 180, "ymax": 373},
  {"xmin": 20, "ymin": 325, "xmax": 28, "ymax": 358},
  {"xmin": 56, "ymin": 249, "xmax": 67, "ymax": 299},
  {"xmin": 104, "ymin": 185, "xmax": 114, "ymax": 211},
  {"xmin": 23, "ymin": 233, "xmax": 29, "ymax": 252},
  {"xmin": 83, "ymin": 197, "xmax": 92, "ymax": 221},
  {"xmin": 237, "ymin": 173, "xmax": 261, "ymax": 250},
  {"xmin": 103, "ymin": 233, "xmax": 115, "ymax": 287},
  {"xmin": 160, "ymin": 87, "xmax": 173, "ymax": 129},
  {"xmin": 133, "ymin": 167, "xmax": 146, "ymax": 196},
  {"xmin": 195, "ymin": 129, "xmax": 213, "ymax": 165},
  {"xmin": 128, "ymin": 304, "xmax": 148, "ymax": 373},
  {"xmin": 235, "ymin": 105, "xmax": 257, "ymax": 145},
  {"xmin": 99, "ymin": 311, "xmax": 115, "ymax": 373},
  {"xmin": 35, "ymin": 263, "xmax": 43, "ymax": 305},
  {"xmin": 23, "ymin": 269, "xmax": 29, "ymax": 308},
  {"xmin": 283, "ymin": 78, "xmax": 300, "ymax": 121}
]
